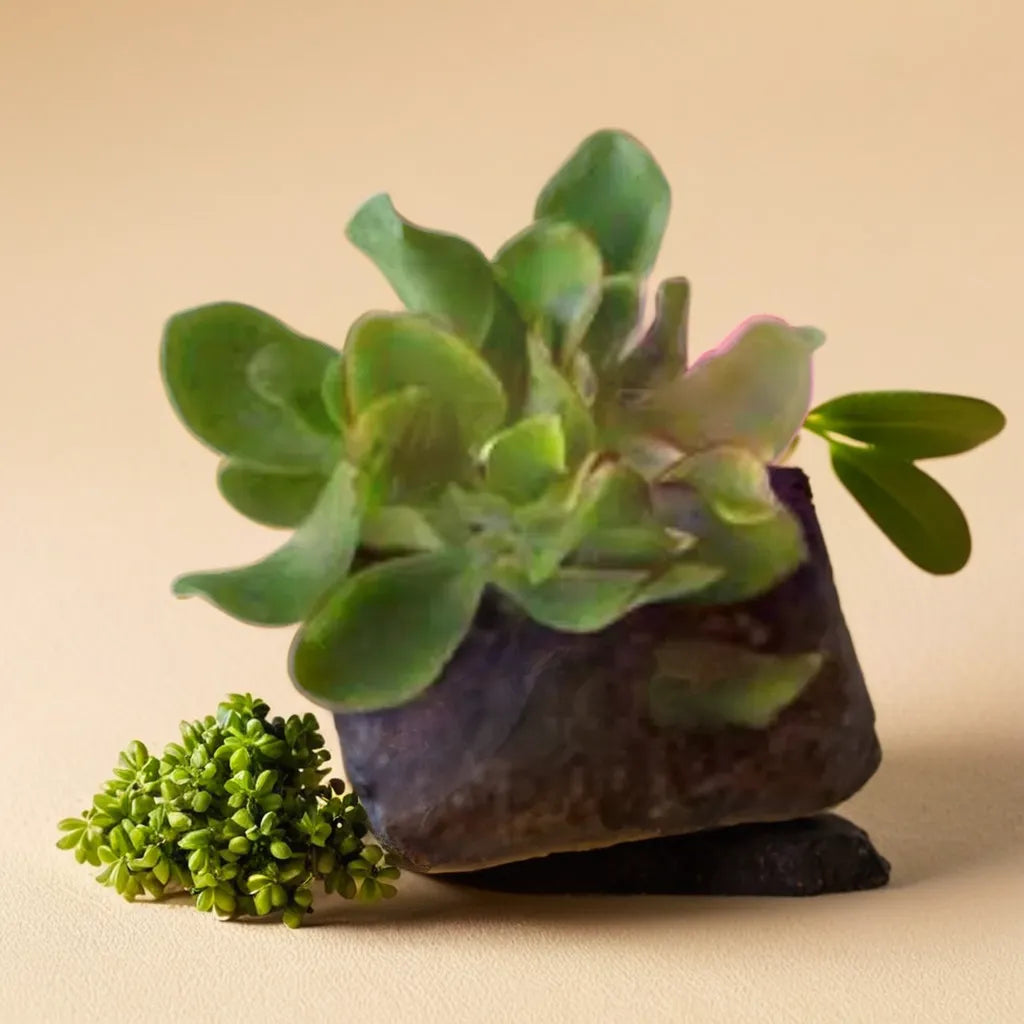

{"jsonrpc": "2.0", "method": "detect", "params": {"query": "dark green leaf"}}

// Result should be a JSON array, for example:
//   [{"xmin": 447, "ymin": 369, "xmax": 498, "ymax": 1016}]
[
  {"xmin": 479, "ymin": 287, "xmax": 529, "ymax": 422},
  {"xmin": 534, "ymin": 129, "xmax": 671, "ymax": 274},
  {"xmin": 618, "ymin": 277, "xmax": 689, "ymax": 389},
  {"xmin": 291, "ymin": 549, "xmax": 486, "ymax": 710},
  {"xmin": 808, "ymin": 391, "xmax": 1006, "ymax": 458},
  {"xmin": 649, "ymin": 640, "xmax": 823, "ymax": 728},
  {"xmin": 161, "ymin": 303, "xmax": 340, "ymax": 471},
  {"xmin": 484, "ymin": 414, "xmax": 567, "ymax": 504},
  {"xmin": 345, "ymin": 313, "xmax": 507, "ymax": 447},
  {"xmin": 581, "ymin": 275, "xmax": 642, "ymax": 370},
  {"xmin": 217, "ymin": 460, "xmax": 328, "ymax": 529},
  {"xmin": 494, "ymin": 220, "xmax": 603, "ymax": 360},
  {"xmin": 246, "ymin": 337, "xmax": 340, "ymax": 436},
  {"xmin": 172, "ymin": 462, "xmax": 360, "ymax": 625},
  {"xmin": 346, "ymin": 193, "xmax": 495, "ymax": 346},
  {"xmin": 829, "ymin": 443, "xmax": 971, "ymax": 574}
]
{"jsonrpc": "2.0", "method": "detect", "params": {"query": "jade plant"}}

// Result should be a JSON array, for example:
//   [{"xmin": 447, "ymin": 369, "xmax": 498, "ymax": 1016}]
[
  {"xmin": 57, "ymin": 694, "xmax": 399, "ymax": 926},
  {"xmin": 161, "ymin": 129, "xmax": 1005, "ymax": 718}
]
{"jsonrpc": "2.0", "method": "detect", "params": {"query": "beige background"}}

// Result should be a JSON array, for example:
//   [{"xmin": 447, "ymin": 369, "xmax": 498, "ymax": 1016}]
[{"xmin": 2, "ymin": 1, "xmax": 1022, "ymax": 1020}]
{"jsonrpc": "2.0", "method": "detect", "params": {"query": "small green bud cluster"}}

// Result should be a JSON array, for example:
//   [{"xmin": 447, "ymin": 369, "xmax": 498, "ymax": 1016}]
[{"xmin": 57, "ymin": 693, "xmax": 398, "ymax": 927}]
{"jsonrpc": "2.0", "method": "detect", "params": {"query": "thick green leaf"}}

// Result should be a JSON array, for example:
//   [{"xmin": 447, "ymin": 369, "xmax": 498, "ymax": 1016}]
[
  {"xmin": 494, "ymin": 220, "xmax": 603, "ymax": 360},
  {"xmin": 652, "ymin": 484, "xmax": 807, "ymax": 603},
  {"xmin": 161, "ymin": 303, "xmax": 340, "ymax": 470},
  {"xmin": 635, "ymin": 562, "xmax": 726, "ymax": 605},
  {"xmin": 808, "ymin": 391, "xmax": 1006, "ymax": 459},
  {"xmin": 320, "ymin": 355, "xmax": 349, "ymax": 429},
  {"xmin": 479, "ymin": 288, "xmax": 530, "ymax": 422},
  {"xmin": 535, "ymin": 129, "xmax": 671, "ymax": 275},
  {"xmin": 350, "ymin": 387, "xmax": 468, "ymax": 506},
  {"xmin": 246, "ymin": 337, "xmax": 340, "ymax": 436},
  {"xmin": 345, "ymin": 313, "xmax": 507, "ymax": 447},
  {"xmin": 573, "ymin": 524, "xmax": 695, "ymax": 568},
  {"xmin": 667, "ymin": 446, "xmax": 779, "ymax": 525},
  {"xmin": 291, "ymin": 549, "xmax": 485, "ymax": 710},
  {"xmin": 494, "ymin": 564, "xmax": 648, "ymax": 632},
  {"xmin": 618, "ymin": 277, "xmax": 689, "ymax": 389},
  {"xmin": 484, "ymin": 414, "xmax": 566, "ymax": 504},
  {"xmin": 829, "ymin": 443, "xmax": 971, "ymax": 574},
  {"xmin": 523, "ymin": 334, "xmax": 596, "ymax": 466},
  {"xmin": 360, "ymin": 506, "xmax": 444, "ymax": 553},
  {"xmin": 173, "ymin": 462, "xmax": 360, "ymax": 625},
  {"xmin": 217, "ymin": 460, "xmax": 328, "ymax": 528},
  {"xmin": 581, "ymin": 274, "xmax": 642, "ymax": 370},
  {"xmin": 649, "ymin": 641, "xmax": 823, "ymax": 728},
  {"xmin": 346, "ymin": 193, "xmax": 495, "ymax": 346},
  {"xmin": 630, "ymin": 317, "xmax": 823, "ymax": 461}
]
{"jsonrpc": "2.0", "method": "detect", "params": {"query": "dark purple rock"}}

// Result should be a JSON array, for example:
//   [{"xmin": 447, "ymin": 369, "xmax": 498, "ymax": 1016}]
[
  {"xmin": 435, "ymin": 814, "xmax": 891, "ymax": 896},
  {"xmin": 335, "ymin": 469, "xmax": 881, "ymax": 873}
]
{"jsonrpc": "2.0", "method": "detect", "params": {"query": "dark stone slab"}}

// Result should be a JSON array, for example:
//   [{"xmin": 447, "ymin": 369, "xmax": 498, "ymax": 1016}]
[
  {"xmin": 336, "ymin": 469, "xmax": 881, "ymax": 872},
  {"xmin": 436, "ymin": 814, "xmax": 891, "ymax": 897}
]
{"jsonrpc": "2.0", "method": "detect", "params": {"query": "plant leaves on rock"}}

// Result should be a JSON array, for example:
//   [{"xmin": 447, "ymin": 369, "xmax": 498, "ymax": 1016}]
[{"xmin": 161, "ymin": 128, "xmax": 1005, "ymax": 724}]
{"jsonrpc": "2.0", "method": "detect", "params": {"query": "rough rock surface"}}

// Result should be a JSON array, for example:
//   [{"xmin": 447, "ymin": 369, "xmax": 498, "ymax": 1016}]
[
  {"xmin": 336, "ymin": 469, "xmax": 881, "ymax": 873},
  {"xmin": 436, "ymin": 814, "xmax": 891, "ymax": 896}
]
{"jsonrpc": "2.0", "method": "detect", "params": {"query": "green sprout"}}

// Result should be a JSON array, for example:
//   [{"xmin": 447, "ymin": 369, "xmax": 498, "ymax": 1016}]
[
  {"xmin": 159, "ymin": 129, "xmax": 1005, "ymax": 718},
  {"xmin": 56, "ymin": 694, "xmax": 399, "ymax": 926}
]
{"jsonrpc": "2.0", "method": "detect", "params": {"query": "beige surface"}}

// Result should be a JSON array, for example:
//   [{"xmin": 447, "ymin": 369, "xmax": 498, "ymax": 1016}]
[{"xmin": 2, "ymin": 1, "xmax": 1022, "ymax": 1021}]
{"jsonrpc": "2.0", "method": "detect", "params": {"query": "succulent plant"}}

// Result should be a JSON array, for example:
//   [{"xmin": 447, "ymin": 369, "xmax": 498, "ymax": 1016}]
[{"xmin": 161, "ymin": 129, "xmax": 1004, "ymax": 714}]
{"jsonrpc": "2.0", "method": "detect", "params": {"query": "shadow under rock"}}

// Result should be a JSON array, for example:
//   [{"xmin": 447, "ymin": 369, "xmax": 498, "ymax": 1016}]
[{"xmin": 841, "ymin": 731, "xmax": 1024, "ymax": 887}]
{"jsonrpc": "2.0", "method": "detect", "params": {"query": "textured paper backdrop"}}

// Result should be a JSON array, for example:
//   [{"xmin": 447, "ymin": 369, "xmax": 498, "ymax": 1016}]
[{"xmin": 2, "ymin": 1, "xmax": 1022, "ymax": 1021}]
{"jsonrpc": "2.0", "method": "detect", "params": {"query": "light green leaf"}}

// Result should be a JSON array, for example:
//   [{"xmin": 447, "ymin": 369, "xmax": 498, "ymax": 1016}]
[
  {"xmin": 291, "ymin": 549, "xmax": 486, "ymax": 710},
  {"xmin": 535, "ymin": 129, "xmax": 671, "ymax": 275},
  {"xmin": 246, "ymin": 337, "xmax": 340, "ymax": 436},
  {"xmin": 346, "ymin": 193, "xmax": 495, "ymax": 346},
  {"xmin": 217, "ymin": 461, "xmax": 328, "ymax": 529},
  {"xmin": 494, "ymin": 220, "xmax": 604, "ymax": 360},
  {"xmin": 573, "ymin": 524, "xmax": 694, "ymax": 568},
  {"xmin": 667, "ymin": 446, "xmax": 779, "ymax": 525},
  {"xmin": 651, "ymin": 484, "xmax": 808, "ymax": 603},
  {"xmin": 631, "ymin": 317, "xmax": 823, "ymax": 461},
  {"xmin": 172, "ymin": 462, "xmax": 360, "ymax": 625},
  {"xmin": 350, "ymin": 387, "xmax": 469, "ymax": 506},
  {"xmin": 635, "ymin": 562, "xmax": 725, "ymax": 605},
  {"xmin": 494, "ymin": 564, "xmax": 648, "ymax": 632},
  {"xmin": 484, "ymin": 414, "xmax": 567, "ymax": 504},
  {"xmin": 161, "ymin": 303, "xmax": 341, "ymax": 470},
  {"xmin": 581, "ymin": 274, "xmax": 642, "ymax": 370},
  {"xmin": 808, "ymin": 391, "xmax": 1006, "ymax": 459},
  {"xmin": 618, "ymin": 277, "xmax": 689, "ymax": 389},
  {"xmin": 320, "ymin": 355, "xmax": 349, "ymax": 430},
  {"xmin": 523, "ymin": 334, "xmax": 596, "ymax": 466},
  {"xmin": 360, "ymin": 506, "xmax": 444, "ymax": 553},
  {"xmin": 345, "ymin": 313, "xmax": 507, "ymax": 447},
  {"xmin": 649, "ymin": 641, "xmax": 823, "ymax": 728},
  {"xmin": 829, "ymin": 442, "xmax": 971, "ymax": 574}
]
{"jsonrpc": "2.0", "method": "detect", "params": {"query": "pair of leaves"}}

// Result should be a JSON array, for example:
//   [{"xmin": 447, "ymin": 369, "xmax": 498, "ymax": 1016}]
[
  {"xmin": 649, "ymin": 640, "xmax": 823, "ymax": 729},
  {"xmin": 807, "ymin": 392, "xmax": 1005, "ymax": 574}
]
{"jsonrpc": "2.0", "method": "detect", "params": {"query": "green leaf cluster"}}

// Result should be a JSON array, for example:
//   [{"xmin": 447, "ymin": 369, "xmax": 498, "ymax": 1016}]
[
  {"xmin": 56, "ymin": 694, "xmax": 399, "ymax": 926},
  {"xmin": 160, "ymin": 128, "xmax": 1005, "ymax": 716},
  {"xmin": 805, "ymin": 392, "xmax": 1005, "ymax": 573}
]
